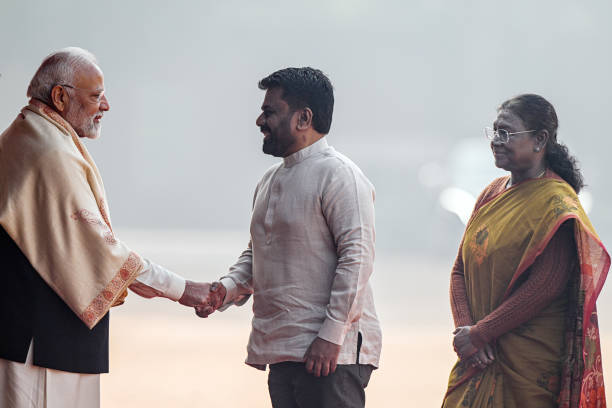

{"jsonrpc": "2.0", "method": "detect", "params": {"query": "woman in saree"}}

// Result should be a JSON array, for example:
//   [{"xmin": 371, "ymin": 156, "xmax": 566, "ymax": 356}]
[{"xmin": 442, "ymin": 94, "xmax": 609, "ymax": 408}]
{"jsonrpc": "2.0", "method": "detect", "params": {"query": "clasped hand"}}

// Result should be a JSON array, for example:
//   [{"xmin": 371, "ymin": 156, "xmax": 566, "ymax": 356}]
[
  {"xmin": 178, "ymin": 280, "xmax": 226, "ymax": 318},
  {"xmin": 453, "ymin": 326, "xmax": 495, "ymax": 369}
]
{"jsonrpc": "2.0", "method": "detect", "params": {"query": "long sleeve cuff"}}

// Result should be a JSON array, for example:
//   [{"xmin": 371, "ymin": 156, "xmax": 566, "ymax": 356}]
[
  {"xmin": 469, "ymin": 326, "xmax": 487, "ymax": 349},
  {"xmin": 220, "ymin": 277, "xmax": 238, "ymax": 305},
  {"xmin": 132, "ymin": 259, "xmax": 186, "ymax": 301},
  {"xmin": 318, "ymin": 317, "xmax": 349, "ymax": 346},
  {"xmin": 163, "ymin": 273, "xmax": 187, "ymax": 301}
]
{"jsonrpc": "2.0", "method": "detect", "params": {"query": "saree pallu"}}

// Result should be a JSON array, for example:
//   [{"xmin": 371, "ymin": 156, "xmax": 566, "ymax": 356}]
[{"xmin": 443, "ymin": 176, "xmax": 609, "ymax": 407}]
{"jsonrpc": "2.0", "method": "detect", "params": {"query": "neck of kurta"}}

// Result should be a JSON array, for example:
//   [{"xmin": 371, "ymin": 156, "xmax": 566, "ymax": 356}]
[{"xmin": 283, "ymin": 137, "xmax": 329, "ymax": 167}]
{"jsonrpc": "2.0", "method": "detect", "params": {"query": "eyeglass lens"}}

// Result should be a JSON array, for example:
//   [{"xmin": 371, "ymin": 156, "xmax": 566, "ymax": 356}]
[{"xmin": 485, "ymin": 128, "xmax": 509, "ymax": 142}]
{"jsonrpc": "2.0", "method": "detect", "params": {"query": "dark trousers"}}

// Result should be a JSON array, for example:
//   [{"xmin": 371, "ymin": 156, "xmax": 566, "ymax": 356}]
[{"xmin": 268, "ymin": 362, "xmax": 374, "ymax": 408}]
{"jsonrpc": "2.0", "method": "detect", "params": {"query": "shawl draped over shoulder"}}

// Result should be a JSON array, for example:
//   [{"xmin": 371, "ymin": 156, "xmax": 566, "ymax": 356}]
[{"xmin": 0, "ymin": 100, "xmax": 143, "ymax": 329}]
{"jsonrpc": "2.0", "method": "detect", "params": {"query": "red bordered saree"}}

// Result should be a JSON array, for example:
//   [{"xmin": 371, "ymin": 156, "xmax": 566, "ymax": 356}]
[
  {"xmin": 443, "ymin": 174, "xmax": 609, "ymax": 407},
  {"xmin": 0, "ymin": 100, "xmax": 143, "ymax": 329}
]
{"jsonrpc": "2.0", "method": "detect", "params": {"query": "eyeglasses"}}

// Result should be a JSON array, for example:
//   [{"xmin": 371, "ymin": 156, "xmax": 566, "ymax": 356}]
[
  {"xmin": 57, "ymin": 84, "xmax": 106, "ymax": 103},
  {"xmin": 484, "ymin": 127, "xmax": 536, "ymax": 143}
]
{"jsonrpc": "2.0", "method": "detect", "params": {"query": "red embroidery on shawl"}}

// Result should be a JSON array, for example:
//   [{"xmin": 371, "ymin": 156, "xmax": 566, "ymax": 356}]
[
  {"xmin": 98, "ymin": 198, "xmax": 113, "ymax": 232},
  {"xmin": 71, "ymin": 209, "xmax": 117, "ymax": 245},
  {"xmin": 39, "ymin": 103, "xmax": 59, "ymax": 121},
  {"xmin": 80, "ymin": 252, "xmax": 142, "ymax": 327}
]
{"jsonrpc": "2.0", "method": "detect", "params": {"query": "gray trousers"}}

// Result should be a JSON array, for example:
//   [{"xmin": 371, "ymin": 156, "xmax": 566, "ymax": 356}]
[{"xmin": 268, "ymin": 362, "xmax": 374, "ymax": 408}]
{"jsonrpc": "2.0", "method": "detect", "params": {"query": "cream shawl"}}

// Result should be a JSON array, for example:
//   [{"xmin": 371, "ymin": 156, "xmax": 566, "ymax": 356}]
[{"xmin": 0, "ymin": 100, "xmax": 143, "ymax": 329}]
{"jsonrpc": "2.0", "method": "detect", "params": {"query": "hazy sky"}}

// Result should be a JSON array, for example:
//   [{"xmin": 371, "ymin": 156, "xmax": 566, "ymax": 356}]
[{"xmin": 2, "ymin": 0, "xmax": 611, "ymax": 253}]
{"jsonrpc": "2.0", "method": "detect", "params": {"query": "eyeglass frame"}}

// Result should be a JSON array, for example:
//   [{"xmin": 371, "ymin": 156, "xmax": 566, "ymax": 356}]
[
  {"xmin": 484, "ymin": 127, "xmax": 536, "ymax": 144},
  {"xmin": 56, "ymin": 83, "xmax": 106, "ymax": 103}
]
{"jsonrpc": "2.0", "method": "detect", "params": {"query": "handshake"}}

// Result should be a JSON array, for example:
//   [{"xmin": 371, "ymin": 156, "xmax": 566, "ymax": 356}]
[{"xmin": 178, "ymin": 280, "xmax": 227, "ymax": 318}]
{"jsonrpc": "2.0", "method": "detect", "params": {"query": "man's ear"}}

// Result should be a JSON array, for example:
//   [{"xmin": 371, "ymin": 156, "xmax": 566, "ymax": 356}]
[
  {"xmin": 50, "ymin": 85, "xmax": 69, "ymax": 112},
  {"xmin": 296, "ymin": 108, "xmax": 313, "ymax": 131}
]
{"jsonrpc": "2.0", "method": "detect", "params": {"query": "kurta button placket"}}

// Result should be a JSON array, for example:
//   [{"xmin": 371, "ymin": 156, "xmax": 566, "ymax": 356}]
[{"xmin": 263, "ymin": 168, "xmax": 282, "ymax": 246}]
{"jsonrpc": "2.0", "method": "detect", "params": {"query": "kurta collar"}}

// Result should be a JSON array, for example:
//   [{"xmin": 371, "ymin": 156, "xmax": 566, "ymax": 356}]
[{"xmin": 283, "ymin": 137, "xmax": 329, "ymax": 167}]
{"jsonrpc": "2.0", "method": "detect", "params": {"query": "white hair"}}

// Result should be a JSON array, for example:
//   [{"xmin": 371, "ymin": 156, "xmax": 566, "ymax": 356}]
[{"xmin": 27, "ymin": 47, "xmax": 99, "ymax": 105}]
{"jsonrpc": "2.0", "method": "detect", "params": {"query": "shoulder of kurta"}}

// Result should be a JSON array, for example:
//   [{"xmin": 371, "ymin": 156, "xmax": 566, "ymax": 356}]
[
  {"xmin": 318, "ymin": 149, "xmax": 360, "ymax": 172},
  {"xmin": 261, "ymin": 162, "xmax": 283, "ymax": 180},
  {"xmin": 318, "ymin": 150, "xmax": 375, "ymax": 192}
]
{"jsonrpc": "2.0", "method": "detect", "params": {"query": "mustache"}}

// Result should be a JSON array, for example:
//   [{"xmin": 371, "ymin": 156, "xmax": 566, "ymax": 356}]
[{"xmin": 260, "ymin": 125, "xmax": 271, "ymax": 133}]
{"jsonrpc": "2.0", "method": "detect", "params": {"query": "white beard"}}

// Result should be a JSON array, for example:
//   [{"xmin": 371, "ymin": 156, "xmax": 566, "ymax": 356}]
[{"xmin": 65, "ymin": 108, "xmax": 101, "ymax": 139}]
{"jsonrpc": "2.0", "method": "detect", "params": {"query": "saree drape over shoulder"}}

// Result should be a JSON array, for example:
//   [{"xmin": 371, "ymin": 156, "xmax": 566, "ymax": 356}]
[
  {"xmin": 443, "ymin": 174, "xmax": 609, "ymax": 408},
  {"xmin": 0, "ymin": 100, "xmax": 144, "ymax": 329}
]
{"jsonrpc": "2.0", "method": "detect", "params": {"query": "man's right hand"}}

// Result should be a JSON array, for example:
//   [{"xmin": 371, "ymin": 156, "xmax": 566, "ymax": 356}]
[
  {"xmin": 304, "ymin": 337, "xmax": 341, "ymax": 377},
  {"xmin": 178, "ymin": 280, "xmax": 226, "ymax": 316},
  {"xmin": 178, "ymin": 280, "xmax": 226, "ymax": 318}
]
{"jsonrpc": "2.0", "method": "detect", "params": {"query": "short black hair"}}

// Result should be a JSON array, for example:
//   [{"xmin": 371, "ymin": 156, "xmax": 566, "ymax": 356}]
[{"xmin": 258, "ymin": 67, "xmax": 334, "ymax": 134}]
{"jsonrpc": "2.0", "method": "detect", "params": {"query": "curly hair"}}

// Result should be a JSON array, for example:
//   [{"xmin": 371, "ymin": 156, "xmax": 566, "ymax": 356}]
[{"xmin": 499, "ymin": 94, "xmax": 584, "ymax": 193}]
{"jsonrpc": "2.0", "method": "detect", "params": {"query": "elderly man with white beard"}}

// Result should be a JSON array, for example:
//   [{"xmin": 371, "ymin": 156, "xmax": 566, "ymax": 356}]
[{"xmin": 0, "ymin": 47, "xmax": 221, "ymax": 408}]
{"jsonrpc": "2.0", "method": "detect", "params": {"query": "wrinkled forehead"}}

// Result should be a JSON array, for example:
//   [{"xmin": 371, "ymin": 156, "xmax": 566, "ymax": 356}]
[{"xmin": 73, "ymin": 63, "xmax": 105, "ymax": 89}]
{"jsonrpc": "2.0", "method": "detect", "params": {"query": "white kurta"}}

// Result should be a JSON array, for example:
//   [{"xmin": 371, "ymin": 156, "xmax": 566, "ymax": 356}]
[
  {"xmin": 0, "ymin": 261, "xmax": 185, "ymax": 408},
  {"xmin": 0, "ymin": 340, "xmax": 99, "ymax": 408},
  {"xmin": 221, "ymin": 137, "xmax": 382, "ymax": 369}
]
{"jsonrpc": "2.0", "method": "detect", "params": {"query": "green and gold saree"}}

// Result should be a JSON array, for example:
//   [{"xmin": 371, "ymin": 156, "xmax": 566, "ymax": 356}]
[{"xmin": 443, "ymin": 175, "xmax": 609, "ymax": 407}]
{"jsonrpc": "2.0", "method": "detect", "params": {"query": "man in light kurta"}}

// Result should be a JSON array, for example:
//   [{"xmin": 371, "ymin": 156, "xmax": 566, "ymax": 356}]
[
  {"xmin": 0, "ymin": 47, "xmax": 220, "ymax": 408},
  {"xmin": 198, "ymin": 68, "xmax": 382, "ymax": 408}
]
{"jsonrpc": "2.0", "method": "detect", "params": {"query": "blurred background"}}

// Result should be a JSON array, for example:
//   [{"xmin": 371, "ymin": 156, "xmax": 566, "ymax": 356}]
[{"xmin": 1, "ymin": 0, "xmax": 611, "ymax": 406}]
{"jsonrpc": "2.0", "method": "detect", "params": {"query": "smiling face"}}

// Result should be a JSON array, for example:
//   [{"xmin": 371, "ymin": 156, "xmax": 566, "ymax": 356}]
[
  {"xmin": 255, "ymin": 87, "xmax": 299, "ymax": 157},
  {"xmin": 62, "ymin": 63, "xmax": 110, "ymax": 139},
  {"xmin": 490, "ymin": 109, "xmax": 541, "ymax": 173}
]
